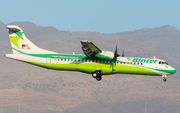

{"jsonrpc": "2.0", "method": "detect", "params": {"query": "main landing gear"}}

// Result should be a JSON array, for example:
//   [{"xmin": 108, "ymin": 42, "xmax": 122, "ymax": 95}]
[
  {"xmin": 162, "ymin": 75, "xmax": 167, "ymax": 82},
  {"xmin": 92, "ymin": 70, "xmax": 102, "ymax": 81}
]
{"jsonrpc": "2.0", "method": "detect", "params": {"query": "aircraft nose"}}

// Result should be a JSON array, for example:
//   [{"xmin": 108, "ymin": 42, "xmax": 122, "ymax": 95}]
[{"xmin": 170, "ymin": 67, "xmax": 176, "ymax": 74}]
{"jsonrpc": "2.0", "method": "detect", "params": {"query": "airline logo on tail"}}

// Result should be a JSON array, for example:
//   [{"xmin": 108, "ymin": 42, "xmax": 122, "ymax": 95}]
[
  {"xmin": 9, "ymin": 31, "xmax": 31, "ymax": 50},
  {"xmin": 10, "ymin": 36, "xmax": 23, "ymax": 50}
]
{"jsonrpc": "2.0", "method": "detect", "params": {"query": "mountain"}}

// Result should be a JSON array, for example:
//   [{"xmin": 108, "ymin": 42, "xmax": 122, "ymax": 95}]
[
  {"xmin": 6, "ymin": 22, "xmax": 169, "ymax": 58},
  {"xmin": 0, "ymin": 21, "xmax": 180, "ymax": 113},
  {"xmin": 109, "ymin": 25, "xmax": 180, "ymax": 68}
]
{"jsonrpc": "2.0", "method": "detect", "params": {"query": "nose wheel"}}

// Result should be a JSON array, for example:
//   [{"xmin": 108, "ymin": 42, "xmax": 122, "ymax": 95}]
[
  {"xmin": 163, "ymin": 78, "xmax": 167, "ymax": 82},
  {"xmin": 162, "ymin": 75, "xmax": 167, "ymax": 82}
]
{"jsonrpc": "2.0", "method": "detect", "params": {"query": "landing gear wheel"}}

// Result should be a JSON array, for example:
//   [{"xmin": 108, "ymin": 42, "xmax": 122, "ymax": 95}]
[
  {"xmin": 92, "ymin": 70, "xmax": 102, "ymax": 81},
  {"xmin": 162, "ymin": 75, "xmax": 167, "ymax": 82},
  {"xmin": 163, "ymin": 78, "xmax": 167, "ymax": 82},
  {"xmin": 96, "ymin": 76, "xmax": 102, "ymax": 81},
  {"xmin": 92, "ymin": 72, "xmax": 98, "ymax": 78}
]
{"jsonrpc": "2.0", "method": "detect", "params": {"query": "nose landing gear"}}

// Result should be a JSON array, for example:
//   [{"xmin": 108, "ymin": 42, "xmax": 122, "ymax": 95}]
[{"xmin": 162, "ymin": 75, "xmax": 167, "ymax": 82}]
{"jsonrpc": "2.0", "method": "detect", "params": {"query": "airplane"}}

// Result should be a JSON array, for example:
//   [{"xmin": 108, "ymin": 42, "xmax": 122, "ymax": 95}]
[{"xmin": 5, "ymin": 25, "xmax": 176, "ymax": 82}]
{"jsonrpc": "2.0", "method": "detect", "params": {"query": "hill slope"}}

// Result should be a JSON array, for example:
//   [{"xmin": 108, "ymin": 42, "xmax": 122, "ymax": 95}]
[
  {"xmin": 0, "ymin": 22, "xmax": 179, "ymax": 113},
  {"xmin": 109, "ymin": 25, "xmax": 180, "ymax": 68}
]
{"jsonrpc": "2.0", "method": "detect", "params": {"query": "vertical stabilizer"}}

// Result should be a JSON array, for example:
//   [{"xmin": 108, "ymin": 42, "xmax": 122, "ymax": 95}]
[{"xmin": 6, "ymin": 25, "xmax": 57, "ymax": 54}]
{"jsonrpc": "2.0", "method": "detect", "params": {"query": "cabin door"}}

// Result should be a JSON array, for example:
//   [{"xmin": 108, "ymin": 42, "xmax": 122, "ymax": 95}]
[{"xmin": 46, "ymin": 58, "xmax": 51, "ymax": 66}]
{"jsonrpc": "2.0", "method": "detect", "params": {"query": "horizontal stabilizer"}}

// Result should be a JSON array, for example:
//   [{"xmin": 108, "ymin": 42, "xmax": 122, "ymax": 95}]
[{"xmin": 7, "ymin": 25, "xmax": 22, "ymax": 32}]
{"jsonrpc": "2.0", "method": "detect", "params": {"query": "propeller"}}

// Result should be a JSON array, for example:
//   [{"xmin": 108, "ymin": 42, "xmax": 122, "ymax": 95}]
[
  {"xmin": 122, "ymin": 50, "xmax": 124, "ymax": 57},
  {"xmin": 113, "ymin": 45, "xmax": 119, "ymax": 64}
]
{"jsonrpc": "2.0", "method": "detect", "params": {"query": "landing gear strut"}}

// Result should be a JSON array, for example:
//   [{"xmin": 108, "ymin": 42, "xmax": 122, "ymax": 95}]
[
  {"xmin": 92, "ymin": 70, "xmax": 102, "ymax": 81},
  {"xmin": 162, "ymin": 75, "xmax": 167, "ymax": 82}
]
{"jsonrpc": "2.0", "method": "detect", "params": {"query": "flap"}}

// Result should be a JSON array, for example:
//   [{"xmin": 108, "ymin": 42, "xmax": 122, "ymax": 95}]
[{"xmin": 81, "ymin": 40, "xmax": 102, "ymax": 57}]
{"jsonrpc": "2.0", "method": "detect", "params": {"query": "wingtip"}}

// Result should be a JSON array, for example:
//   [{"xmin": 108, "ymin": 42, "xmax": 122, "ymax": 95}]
[
  {"xmin": 81, "ymin": 40, "xmax": 89, "ymax": 42},
  {"xmin": 81, "ymin": 40, "xmax": 92, "ymax": 44}
]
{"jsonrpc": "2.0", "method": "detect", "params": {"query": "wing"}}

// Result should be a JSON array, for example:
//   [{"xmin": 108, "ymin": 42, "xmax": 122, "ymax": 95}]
[{"xmin": 81, "ymin": 40, "xmax": 102, "ymax": 57}]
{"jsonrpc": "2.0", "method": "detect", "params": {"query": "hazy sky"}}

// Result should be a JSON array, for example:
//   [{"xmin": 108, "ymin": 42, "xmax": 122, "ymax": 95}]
[{"xmin": 0, "ymin": 0, "xmax": 179, "ymax": 33}]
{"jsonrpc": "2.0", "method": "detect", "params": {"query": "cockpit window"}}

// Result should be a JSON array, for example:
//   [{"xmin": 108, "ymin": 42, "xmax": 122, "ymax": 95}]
[
  {"xmin": 165, "ymin": 62, "xmax": 168, "ymax": 65},
  {"xmin": 158, "ymin": 61, "xmax": 169, "ymax": 65}
]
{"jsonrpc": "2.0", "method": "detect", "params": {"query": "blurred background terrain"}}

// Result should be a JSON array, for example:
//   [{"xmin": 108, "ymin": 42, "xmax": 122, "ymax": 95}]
[{"xmin": 0, "ymin": 21, "xmax": 180, "ymax": 113}]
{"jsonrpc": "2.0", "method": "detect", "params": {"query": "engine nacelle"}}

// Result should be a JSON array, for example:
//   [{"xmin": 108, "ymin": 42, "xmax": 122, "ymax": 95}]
[
  {"xmin": 100, "ymin": 51, "xmax": 114, "ymax": 58},
  {"xmin": 95, "ymin": 50, "xmax": 115, "ymax": 60}
]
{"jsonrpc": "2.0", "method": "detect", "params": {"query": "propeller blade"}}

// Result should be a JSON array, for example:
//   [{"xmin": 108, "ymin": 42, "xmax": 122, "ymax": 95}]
[
  {"xmin": 122, "ymin": 50, "xmax": 124, "ymax": 57},
  {"xmin": 113, "ymin": 45, "xmax": 119, "ymax": 64},
  {"xmin": 115, "ymin": 45, "xmax": 117, "ymax": 54}
]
